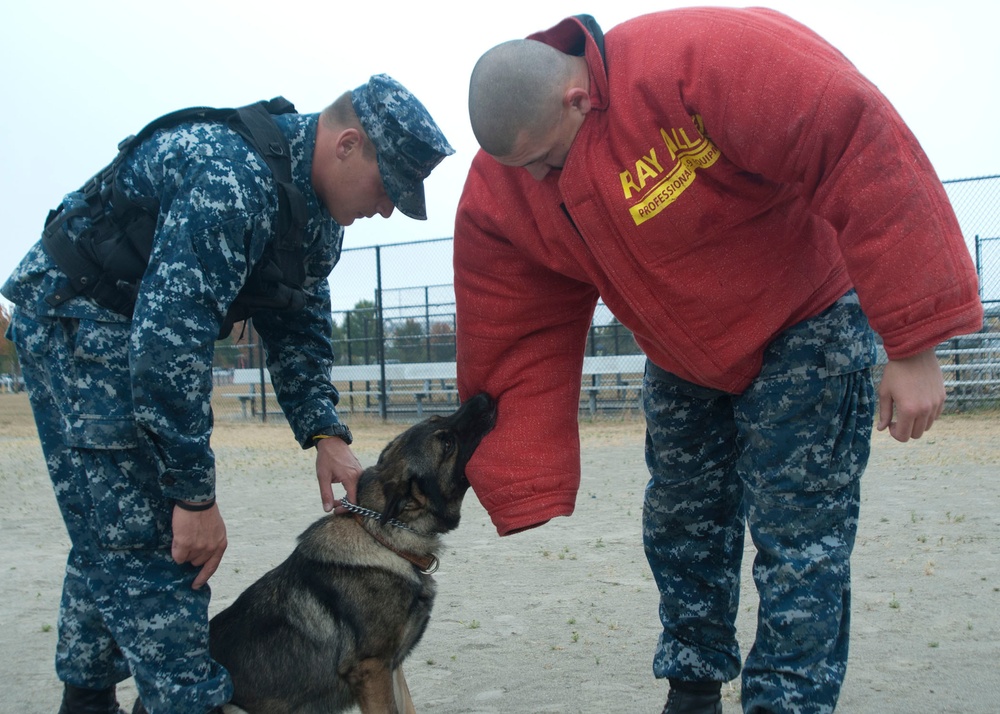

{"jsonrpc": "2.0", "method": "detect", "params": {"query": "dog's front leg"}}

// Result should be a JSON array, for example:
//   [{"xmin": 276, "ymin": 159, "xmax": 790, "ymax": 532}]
[
  {"xmin": 392, "ymin": 666, "xmax": 417, "ymax": 714},
  {"xmin": 349, "ymin": 659, "xmax": 415, "ymax": 714}
]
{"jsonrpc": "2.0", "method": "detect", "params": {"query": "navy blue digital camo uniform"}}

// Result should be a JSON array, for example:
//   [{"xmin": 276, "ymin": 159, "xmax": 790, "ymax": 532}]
[
  {"xmin": 642, "ymin": 292, "xmax": 877, "ymax": 713},
  {"xmin": 3, "ymin": 76, "xmax": 453, "ymax": 713}
]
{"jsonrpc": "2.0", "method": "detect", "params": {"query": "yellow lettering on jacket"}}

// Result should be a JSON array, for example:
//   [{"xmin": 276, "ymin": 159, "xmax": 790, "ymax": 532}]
[
  {"xmin": 659, "ymin": 126, "xmax": 701, "ymax": 162},
  {"xmin": 619, "ymin": 171, "xmax": 641, "ymax": 199},
  {"xmin": 618, "ymin": 115, "xmax": 721, "ymax": 226},
  {"xmin": 619, "ymin": 149, "xmax": 665, "ymax": 199}
]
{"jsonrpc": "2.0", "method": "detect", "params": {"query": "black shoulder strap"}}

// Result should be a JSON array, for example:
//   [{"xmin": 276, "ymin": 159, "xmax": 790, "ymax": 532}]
[
  {"xmin": 113, "ymin": 97, "xmax": 306, "ymax": 256},
  {"xmin": 230, "ymin": 100, "xmax": 309, "ymax": 270},
  {"xmin": 42, "ymin": 97, "xmax": 307, "ymax": 314},
  {"xmin": 114, "ymin": 96, "xmax": 296, "ymax": 155}
]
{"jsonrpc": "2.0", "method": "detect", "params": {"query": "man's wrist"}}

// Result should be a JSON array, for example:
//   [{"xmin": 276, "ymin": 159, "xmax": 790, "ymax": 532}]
[
  {"xmin": 174, "ymin": 496, "xmax": 217, "ymax": 512},
  {"xmin": 311, "ymin": 422, "xmax": 353, "ymax": 446}
]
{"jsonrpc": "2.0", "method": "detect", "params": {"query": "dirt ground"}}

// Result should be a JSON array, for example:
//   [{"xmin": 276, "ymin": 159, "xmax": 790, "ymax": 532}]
[{"xmin": 1, "ymin": 392, "xmax": 998, "ymax": 713}]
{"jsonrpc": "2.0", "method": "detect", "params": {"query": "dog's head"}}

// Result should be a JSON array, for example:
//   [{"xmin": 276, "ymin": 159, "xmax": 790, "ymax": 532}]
[{"xmin": 357, "ymin": 392, "xmax": 496, "ymax": 534}]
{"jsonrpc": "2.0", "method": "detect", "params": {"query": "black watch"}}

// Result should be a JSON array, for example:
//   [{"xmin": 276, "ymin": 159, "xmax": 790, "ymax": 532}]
[{"xmin": 311, "ymin": 422, "xmax": 353, "ymax": 446}]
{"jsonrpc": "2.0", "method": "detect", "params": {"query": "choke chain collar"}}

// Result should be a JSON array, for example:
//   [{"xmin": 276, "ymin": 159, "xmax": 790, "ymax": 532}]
[
  {"xmin": 340, "ymin": 495, "xmax": 439, "ymax": 574},
  {"xmin": 339, "ymin": 496, "xmax": 416, "ymax": 533}
]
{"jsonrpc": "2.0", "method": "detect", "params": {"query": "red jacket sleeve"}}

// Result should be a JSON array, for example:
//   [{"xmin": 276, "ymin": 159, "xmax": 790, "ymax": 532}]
[{"xmin": 454, "ymin": 157, "xmax": 600, "ymax": 535}]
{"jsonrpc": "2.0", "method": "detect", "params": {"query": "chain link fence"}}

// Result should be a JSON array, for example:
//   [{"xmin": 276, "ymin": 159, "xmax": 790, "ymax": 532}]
[
  {"xmin": 209, "ymin": 175, "xmax": 1000, "ymax": 422},
  {"xmin": 929, "ymin": 174, "xmax": 1000, "ymax": 410}
]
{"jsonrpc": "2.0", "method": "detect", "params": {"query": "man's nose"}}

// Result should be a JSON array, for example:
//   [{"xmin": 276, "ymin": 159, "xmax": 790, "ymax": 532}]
[{"xmin": 377, "ymin": 198, "xmax": 395, "ymax": 218}]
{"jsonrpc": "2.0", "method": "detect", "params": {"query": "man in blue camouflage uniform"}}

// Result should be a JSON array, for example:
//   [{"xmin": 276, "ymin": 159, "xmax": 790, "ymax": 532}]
[{"xmin": 2, "ymin": 74, "xmax": 453, "ymax": 714}]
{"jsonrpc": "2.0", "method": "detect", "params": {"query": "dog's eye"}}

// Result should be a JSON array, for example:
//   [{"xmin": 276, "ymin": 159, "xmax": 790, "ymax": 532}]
[{"xmin": 438, "ymin": 433, "xmax": 456, "ymax": 454}]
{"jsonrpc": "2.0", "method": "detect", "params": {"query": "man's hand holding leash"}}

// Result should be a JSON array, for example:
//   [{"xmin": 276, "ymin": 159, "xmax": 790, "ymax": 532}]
[{"xmin": 315, "ymin": 435, "xmax": 363, "ymax": 514}]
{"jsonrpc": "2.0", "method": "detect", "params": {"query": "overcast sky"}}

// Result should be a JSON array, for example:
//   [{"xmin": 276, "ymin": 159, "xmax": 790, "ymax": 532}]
[{"xmin": 2, "ymin": 0, "xmax": 998, "ymax": 307}]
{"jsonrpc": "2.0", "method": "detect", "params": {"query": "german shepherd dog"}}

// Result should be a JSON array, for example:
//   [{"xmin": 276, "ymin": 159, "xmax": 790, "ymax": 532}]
[{"xmin": 209, "ymin": 393, "xmax": 497, "ymax": 713}]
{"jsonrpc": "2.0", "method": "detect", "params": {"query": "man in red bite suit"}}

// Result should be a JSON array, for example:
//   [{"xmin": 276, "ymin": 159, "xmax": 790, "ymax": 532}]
[{"xmin": 454, "ymin": 8, "xmax": 982, "ymax": 714}]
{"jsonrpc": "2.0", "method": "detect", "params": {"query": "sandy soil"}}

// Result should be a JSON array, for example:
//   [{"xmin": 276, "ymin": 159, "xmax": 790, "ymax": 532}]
[{"xmin": 1, "ymin": 392, "xmax": 998, "ymax": 713}]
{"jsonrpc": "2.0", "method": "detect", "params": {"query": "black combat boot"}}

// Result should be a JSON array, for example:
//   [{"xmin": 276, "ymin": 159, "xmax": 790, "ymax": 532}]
[
  {"xmin": 57, "ymin": 683, "xmax": 126, "ymax": 714},
  {"xmin": 661, "ymin": 680, "xmax": 723, "ymax": 714}
]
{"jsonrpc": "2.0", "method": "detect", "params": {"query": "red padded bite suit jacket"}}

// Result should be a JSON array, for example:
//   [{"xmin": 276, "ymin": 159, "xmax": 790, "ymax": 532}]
[{"xmin": 454, "ymin": 8, "xmax": 983, "ymax": 535}]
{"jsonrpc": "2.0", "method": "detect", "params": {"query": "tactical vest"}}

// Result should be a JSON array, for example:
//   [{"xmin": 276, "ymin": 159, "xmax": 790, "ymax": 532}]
[{"xmin": 41, "ymin": 97, "xmax": 309, "ymax": 338}]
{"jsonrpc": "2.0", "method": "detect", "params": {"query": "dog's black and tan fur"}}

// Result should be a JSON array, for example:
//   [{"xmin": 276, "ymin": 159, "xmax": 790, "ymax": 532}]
[{"xmin": 209, "ymin": 393, "xmax": 496, "ymax": 713}]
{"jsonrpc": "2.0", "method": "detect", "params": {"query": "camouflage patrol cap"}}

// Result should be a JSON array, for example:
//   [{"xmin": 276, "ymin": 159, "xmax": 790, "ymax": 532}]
[{"xmin": 351, "ymin": 74, "xmax": 455, "ymax": 220}]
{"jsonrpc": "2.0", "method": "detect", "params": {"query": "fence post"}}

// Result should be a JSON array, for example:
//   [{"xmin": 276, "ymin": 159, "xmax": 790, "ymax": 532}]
[
  {"xmin": 976, "ymin": 235, "xmax": 982, "ymax": 300},
  {"xmin": 345, "ymin": 310, "xmax": 354, "ymax": 411},
  {"xmin": 257, "ymin": 323, "xmax": 267, "ymax": 423},
  {"xmin": 587, "ymin": 324, "xmax": 598, "ymax": 416},
  {"xmin": 425, "ymin": 285, "xmax": 432, "ymax": 362},
  {"xmin": 375, "ymin": 246, "xmax": 387, "ymax": 420}
]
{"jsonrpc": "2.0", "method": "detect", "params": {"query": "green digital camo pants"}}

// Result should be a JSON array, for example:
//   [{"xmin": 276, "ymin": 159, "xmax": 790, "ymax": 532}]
[
  {"xmin": 8, "ymin": 310, "xmax": 231, "ymax": 713},
  {"xmin": 642, "ymin": 291, "xmax": 877, "ymax": 714}
]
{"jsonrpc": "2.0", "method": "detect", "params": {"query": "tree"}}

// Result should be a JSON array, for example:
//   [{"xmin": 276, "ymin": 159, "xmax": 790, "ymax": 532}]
[
  {"xmin": 330, "ymin": 318, "xmax": 347, "ymax": 364},
  {"xmin": 429, "ymin": 319, "xmax": 456, "ymax": 362},
  {"xmin": 336, "ymin": 300, "xmax": 379, "ymax": 365},
  {"xmin": 389, "ymin": 318, "xmax": 425, "ymax": 363}
]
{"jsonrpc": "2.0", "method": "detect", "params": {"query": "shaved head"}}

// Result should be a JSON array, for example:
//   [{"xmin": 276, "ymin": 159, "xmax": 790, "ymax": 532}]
[{"xmin": 469, "ymin": 40, "xmax": 582, "ymax": 156}]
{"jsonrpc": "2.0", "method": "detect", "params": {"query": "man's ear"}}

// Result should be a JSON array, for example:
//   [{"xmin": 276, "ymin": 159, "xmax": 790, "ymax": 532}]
[
  {"xmin": 565, "ymin": 87, "xmax": 592, "ymax": 117},
  {"xmin": 335, "ymin": 127, "xmax": 363, "ymax": 160}
]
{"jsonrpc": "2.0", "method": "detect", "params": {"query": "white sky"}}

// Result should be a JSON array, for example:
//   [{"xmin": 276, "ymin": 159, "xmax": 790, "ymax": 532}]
[{"xmin": 2, "ymin": 0, "xmax": 998, "ymax": 306}]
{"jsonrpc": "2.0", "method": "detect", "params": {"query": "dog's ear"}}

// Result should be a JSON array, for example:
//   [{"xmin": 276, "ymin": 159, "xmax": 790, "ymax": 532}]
[
  {"xmin": 381, "ymin": 478, "xmax": 413, "ymax": 524},
  {"xmin": 381, "ymin": 475, "xmax": 431, "ymax": 524}
]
